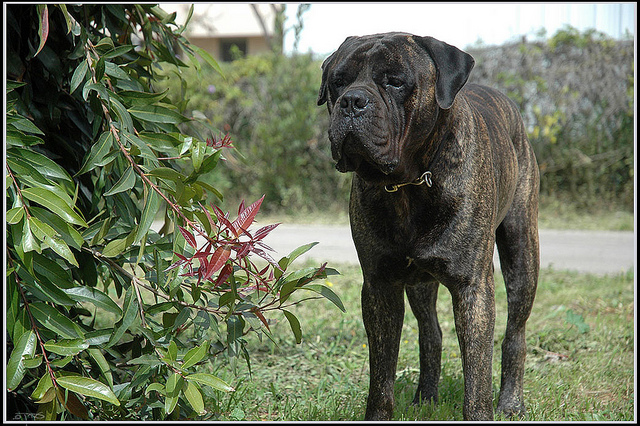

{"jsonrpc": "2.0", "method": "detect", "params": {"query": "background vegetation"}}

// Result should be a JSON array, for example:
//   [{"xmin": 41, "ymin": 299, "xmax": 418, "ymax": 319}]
[
  {"xmin": 5, "ymin": 3, "xmax": 635, "ymax": 422},
  {"xmin": 159, "ymin": 24, "xmax": 634, "ymax": 220}
]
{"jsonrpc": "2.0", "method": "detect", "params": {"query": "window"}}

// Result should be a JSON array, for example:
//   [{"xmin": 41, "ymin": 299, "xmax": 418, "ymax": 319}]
[{"xmin": 220, "ymin": 38, "xmax": 248, "ymax": 62}]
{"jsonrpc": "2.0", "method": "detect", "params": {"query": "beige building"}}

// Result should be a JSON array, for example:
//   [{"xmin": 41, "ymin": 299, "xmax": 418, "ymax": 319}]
[{"xmin": 162, "ymin": 3, "xmax": 283, "ymax": 61}]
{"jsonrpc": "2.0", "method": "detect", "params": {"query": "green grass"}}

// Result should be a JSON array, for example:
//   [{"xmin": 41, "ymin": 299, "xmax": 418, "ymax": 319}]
[
  {"xmin": 201, "ymin": 263, "xmax": 634, "ymax": 421},
  {"xmin": 259, "ymin": 195, "xmax": 634, "ymax": 231}
]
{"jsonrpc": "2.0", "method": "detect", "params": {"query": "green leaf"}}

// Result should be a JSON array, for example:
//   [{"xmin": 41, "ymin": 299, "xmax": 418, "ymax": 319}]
[
  {"xmin": 6, "ymin": 128, "xmax": 44, "ymax": 147},
  {"xmin": 104, "ymin": 61, "xmax": 130, "ymax": 80},
  {"xmin": 21, "ymin": 187, "xmax": 88, "ymax": 228},
  {"xmin": 186, "ymin": 373, "xmax": 234, "ymax": 392},
  {"xmin": 104, "ymin": 165, "xmax": 136, "ymax": 196},
  {"xmin": 167, "ymin": 340, "xmax": 178, "ymax": 362},
  {"xmin": 43, "ymin": 234, "xmax": 79, "ymax": 267},
  {"xmin": 283, "ymin": 310, "xmax": 302, "ymax": 344},
  {"xmin": 226, "ymin": 316, "xmax": 244, "ymax": 344},
  {"xmin": 23, "ymin": 354, "xmax": 43, "ymax": 369},
  {"xmin": 82, "ymin": 81, "xmax": 110, "ymax": 103},
  {"xmin": 191, "ymin": 140, "xmax": 206, "ymax": 172},
  {"xmin": 146, "ymin": 301, "xmax": 178, "ymax": 315},
  {"xmin": 109, "ymin": 96, "xmax": 134, "ymax": 133},
  {"xmin": 28, "ymin": 216, "xmax": 56, "ymax": 240},
  {"xmin": 106, "ymin": 286, "xmax": 138, "ymax": 347},
  {"xmin": 64, "ymin": 286, "xmax": 123, "ymax": 316},
  {"xmin": 7, "ymin": 330, "xmax": 37, "ymax": 391},
  {"xmin": 128, "ymin": 354, "xmax": 163, "ymax": 367},
  {"xmin": 6, "ymin": 207, "xmax": 24, "ymax": 224},
  {"xmin": 146, "ymin": 166, "xmax": 184, "ymax": 182},
  {"xmin": 103, "ymin": 45, "xmax": 134, "ymax": 59},
  {"xmin": 164, "ymin": 372, "xmax": 183, "ymax": 415},
  {"xmin": 9, "ymin": 116, "xmax": 45, "ymax": 135},
  {"xmin": 101, "ymin": 230, "xmax": 135, "ymax": 258},
  {"xmin": 31, "ymin": 207, "xmax": 84, "ymax": 250},
  {"xmin": 31, "ymin": 373, "xmax": 54, "ymax": 401},
  {"xmin": 118, "ymin": 89, "xmax": 168, "ymax": 106},
  {"xmin": 123, "ymin": 132, "xmax": 158, "ymax": 163},
  {"xmin": 44, "ymin": 338, "xmax": 89, "ymax": 356},
  {"xmin": 29, "ymin": 302, "xmax": 84, "ymax": 339},
  {"xmin": 94, "ymin": 36, "xmax": 115, "ymax": 52},
  {"xmin": 134, "ymin": 187, "xmax": 160, "ymax": 244},
  {"xmin": 70, "ymin": 60, "xmax": 88, "ymax": 94},
  {"xmin": 128, "ymin": 105, "xmax": 189, "ymax": 124},
  {"xmin": 9, "ymin": 147, "xmax": 73, "ymax": 183},
  {"xmin": 56, "ymin": 375, "xmax": 120, "ymax": 406},
  {"xmin": 192, "ymin": 45, "xmax": 224, "ymax": 77},
  {"xmin": 16, "ymin": 264, "xmax": 76, "ymax": 306},
  {"xmin": 37, "ymin": 399, "xmax": 57, "ymax": 420},
  {"xmin": 95, "ymin": 57, "xmax": 106, "ymax": 82},
  {"xmin": 77, "ymin": 131, "xmax": 114, "ymax": 175},
  {"xmin": 33, "ymin": 253, "xmax": 73, "ymax": 289},
  {"xmin": 277, "ymin": 242, "xmax": 319, "ymax": 276},
  {"xmin": 183, "ymin": 381, "xmax": 205, "ymax": 415},
  {"xmin": 84, "ymin": 329, "xmax": 112, "ymax": 347},
  {"xmin": 145, "ymin": 382, "xmax": 165, "ymax": 396},
  {"xmin": 88, "ymin": 348, "xmax": 113, "ymax": 387},
  {"xmin": 21, "ymin": 216, "xmax": 41, "ymax": 253},
  {"xmin": 182, "ymin": 342, "xmax": 208, "ymax": 370}
]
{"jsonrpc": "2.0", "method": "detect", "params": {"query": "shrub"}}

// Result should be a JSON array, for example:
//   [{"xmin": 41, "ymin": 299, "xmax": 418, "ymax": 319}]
[
  {"xmin": 6, "ymin": 4, "xmax": 343, "ymax": 421},
  {"xmin": 158, "ymin": 51, "xmax": 352, "ymax": 215}
]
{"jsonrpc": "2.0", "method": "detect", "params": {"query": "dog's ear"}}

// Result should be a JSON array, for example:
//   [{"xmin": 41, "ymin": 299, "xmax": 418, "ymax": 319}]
[
  {"xmin": 317, "ymin": 52, "xmax": 335, "ymax": 106},
  {"xmin": 318, "ymin": 36, "xmax": 358, "ymax": 106},
  {"xmin": 414, "ymin": 36, "xmax": 475, "ymax": 109}
]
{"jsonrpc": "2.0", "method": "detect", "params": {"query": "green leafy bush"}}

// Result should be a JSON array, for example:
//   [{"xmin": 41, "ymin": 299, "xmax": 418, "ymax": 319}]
[
  {"xmin": 158, "ymin": 50, "xmax": 352, "ymax": 215},
  {"xmin": 6, "ymin": 4, "xmax": 342, "ymax": 420},
  {"xmin": 469, "ymin": 27, "xmax": 634, "ymax": 211}
]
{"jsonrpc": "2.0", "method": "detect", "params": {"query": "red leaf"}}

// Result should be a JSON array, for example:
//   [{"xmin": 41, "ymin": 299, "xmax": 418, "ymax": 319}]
[
  {"xmin": 252, "ymin": 307, "xmax": 271, "ymax": 332},
  {"xmin": 165, "ymin": 252, "xmax": 189, "ymax": 271},
  {"xmin": 252, "ymin": 247, "xmax": 279, "ymax": 268},
  {"xmin": 235, "ymin": 241, "xmax": 252, "ymax": 259},
  {"xmin": 214, "ymin": 263, "xmax": 233, "ymax": 287},
  {"xmin": 35, "ymin": 5, "xmax": 49, "ymax": 57},
  {"xmin": 178, "ymin": 226, "xmax": 197, "ymax": 249},
  {"xmin": 232, "ymin": 195, "xmax": 265, "ymax": 237},
  {"xmin": 203, "ymin": 246, "xmax": 231, "ymax": 281},
  {"xmin": 253, "ymin": 223, "xmax": 280, "ymax": 241},
  {"xmin": 213, "ymin": 205, "xmax": 236, "ymax": 235}
]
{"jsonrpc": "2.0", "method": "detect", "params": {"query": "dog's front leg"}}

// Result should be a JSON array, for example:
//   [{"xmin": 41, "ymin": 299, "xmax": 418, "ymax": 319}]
[
  {"xmin": 362, "ymin": 280, "xmax": 405, "ymax": 421},
  {"xmin": 449, "ymin": 278, "xmax": 496, "ymax": 421}
]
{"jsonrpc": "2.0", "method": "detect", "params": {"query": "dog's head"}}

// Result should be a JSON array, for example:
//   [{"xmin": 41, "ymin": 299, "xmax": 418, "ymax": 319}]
[{"xmin": 318, "ymin": 32, "xmax": 474, "ymax": 183}]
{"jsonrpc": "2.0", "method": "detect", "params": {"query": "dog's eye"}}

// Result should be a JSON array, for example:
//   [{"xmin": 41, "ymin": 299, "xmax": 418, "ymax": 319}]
[
  {"xmin": 332, "ymin": 75, "xmax": 346, "ymax": 88},
  {"xmin": 385, "ymin": 76, "xmax": 404, "ymax": 88}
]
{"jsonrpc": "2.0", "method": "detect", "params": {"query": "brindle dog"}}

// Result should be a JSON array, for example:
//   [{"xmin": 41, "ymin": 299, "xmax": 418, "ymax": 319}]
[{"xmin": 318, "ymin": 32, "xmax": 539, "ymax": 421}]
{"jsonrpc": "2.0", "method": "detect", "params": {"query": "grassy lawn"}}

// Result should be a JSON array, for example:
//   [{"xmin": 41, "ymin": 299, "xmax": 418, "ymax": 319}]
[
  {"xmin": 202, "ymin": 262, "xmax": 634, "ymax": 421},
  {"xmin": 258, "ymin": 196, "xmax": 634, "ymax": 231}
]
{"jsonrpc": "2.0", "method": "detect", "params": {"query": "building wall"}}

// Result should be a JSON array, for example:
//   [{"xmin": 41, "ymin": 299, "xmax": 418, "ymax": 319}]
[
  {"xmin": 187, "ymin": 35, "xmax": 272, "ymax": 62},
  {"xmin": 161, "ymin": 3, "xmax": 281, "ymax": 61}
]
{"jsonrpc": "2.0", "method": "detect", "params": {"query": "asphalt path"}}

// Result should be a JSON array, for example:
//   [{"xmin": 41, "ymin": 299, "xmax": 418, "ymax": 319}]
[{"xmin": 258, "ymin": 224, "xmax": 635, "ymax": 276}]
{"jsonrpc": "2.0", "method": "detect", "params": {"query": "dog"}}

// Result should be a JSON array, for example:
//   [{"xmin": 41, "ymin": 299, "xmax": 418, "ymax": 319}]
[{"xmin": 317, "ymin": 32, "xmax": 539, "ymax": 420}]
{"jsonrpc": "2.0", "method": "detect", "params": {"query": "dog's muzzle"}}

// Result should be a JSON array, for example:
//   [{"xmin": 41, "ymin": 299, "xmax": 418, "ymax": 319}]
[{"xmin": 330, "ymin": 88, "xmax": 398, "ymax": 175}]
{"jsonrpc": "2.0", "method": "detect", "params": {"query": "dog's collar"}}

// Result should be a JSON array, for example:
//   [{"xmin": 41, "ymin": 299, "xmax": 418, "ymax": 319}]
[
  {"xmin": 384, "ymin": 171, "xmax": 432, "ymax": 192},
  {"xmin": 384, "ymin": 132, "xmax": 447, "ymax": 193}
]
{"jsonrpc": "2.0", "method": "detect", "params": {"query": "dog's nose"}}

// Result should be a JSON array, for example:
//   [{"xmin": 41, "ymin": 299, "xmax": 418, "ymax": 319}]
[{"xmin": 339, "ymin": 89, "xmax": 369, "ymax": 116}]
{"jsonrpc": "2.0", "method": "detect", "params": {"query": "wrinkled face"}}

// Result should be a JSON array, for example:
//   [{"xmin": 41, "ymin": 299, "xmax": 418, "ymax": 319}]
[{"xmin": 318, "ymin": 33, "xmax": 439, "ymax": 182}]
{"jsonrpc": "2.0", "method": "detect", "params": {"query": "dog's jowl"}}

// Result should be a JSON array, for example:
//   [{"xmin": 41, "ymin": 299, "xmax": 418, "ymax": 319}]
[{"xmin": 318, "ymin": 32, "xmax": 539, "ymax": 421}]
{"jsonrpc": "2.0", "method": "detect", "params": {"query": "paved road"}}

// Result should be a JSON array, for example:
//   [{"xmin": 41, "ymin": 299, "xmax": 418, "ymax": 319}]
[{"xmin": 259, "ymin": 224, "xmax": 635, "ymax": 275}]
